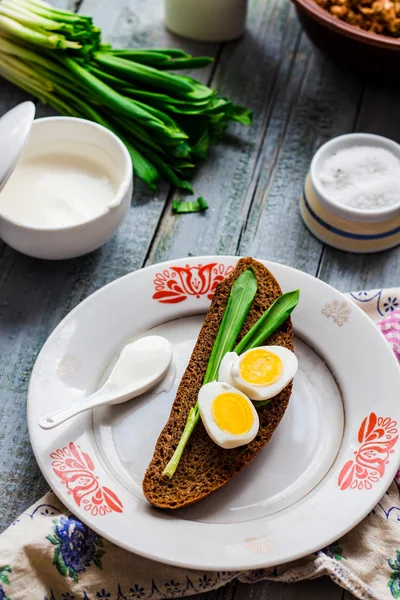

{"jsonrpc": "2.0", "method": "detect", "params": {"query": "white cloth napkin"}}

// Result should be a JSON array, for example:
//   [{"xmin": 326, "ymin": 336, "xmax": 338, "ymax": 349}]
[{"xmin": 0, "ymin": 288, "xmax": 399, "ymax": 600}]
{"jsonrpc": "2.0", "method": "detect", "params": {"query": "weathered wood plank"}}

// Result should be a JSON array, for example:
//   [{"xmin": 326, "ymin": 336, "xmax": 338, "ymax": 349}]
[
  {"xmin": 0, "ymin": 2, "xmax": 389, "ymax": 598},
  {"xmin": 188, "ymin": 580, "xmax": 238, "ymax": 600},
  {"xmin": 0, "ymin": 0, "xmax": 217, "ymax": 528},
  {"xmin": 0, "ymin": 88, "xmax": 46, "ymax": 519},
  {"xmin": 147, "ymin": 0, "xmax": 307, "ymax": 264},
  {"xmin": 80, "ymin": 0, "xmax": 218, "ymax": 59},
  {"xmin": 50, "ymin": 0, "xmax": 76, "ymax": 8},
  {"xmin": 0, "ymin": 2, "xmax": 76, "ymax": 526},
  {"xmin": 318, "ymin": 78, "xmax": 400, "ymax": 291},
  {"xmin": 356, "ymin": 81, "xmax": 400, "ymax": 142},
  {"xmin": 233, "ymin": 577, "xmax": 344, "ymax": 600},
  {"xmin": 318, "ymin": 246, "xmax": 399, "ymax": 292},
  {"xmin": 238, "ymin": 47, "xmax": 363, "ymax": 274}
]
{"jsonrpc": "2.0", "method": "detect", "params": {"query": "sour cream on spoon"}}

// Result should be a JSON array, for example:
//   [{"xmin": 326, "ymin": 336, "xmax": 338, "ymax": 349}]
[{"xmin": 38, "ymin": 335, "xmax": 173, "ymax": 429}]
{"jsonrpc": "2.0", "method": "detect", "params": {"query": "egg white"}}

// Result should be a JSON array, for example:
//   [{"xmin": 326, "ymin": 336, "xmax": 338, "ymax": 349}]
[
  {"xmin": 198, "ymin": 381, "xmax": 259, "ymax": 449},
  {"xmin": 219, "ymin": 346, "xmax": 298, "ymax": 401},
  {"xmin": 218, "ymin": 352, "xmax": 238, "ymax": 387}
]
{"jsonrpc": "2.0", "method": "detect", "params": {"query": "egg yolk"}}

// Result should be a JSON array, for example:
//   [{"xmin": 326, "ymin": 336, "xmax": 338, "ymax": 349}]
[
  {"xmin": 239, "ymin": 349, "xmax": 283, "ymax": 386},
  {"xmin": 212, "ymin": 392, "xmax": 253, "ymax": 435}
]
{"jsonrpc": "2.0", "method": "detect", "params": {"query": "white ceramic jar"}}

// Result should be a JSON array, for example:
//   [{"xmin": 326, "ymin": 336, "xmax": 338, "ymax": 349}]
[
  {"xmin": 0, "ymin": 104, "xmax": 133, "ymax": 260},
  {"xmin": 164, "ymin": 0, "xmax": 248, "ymax": 42},
  {"xmin": 300, "ymin": 133, "xmax": 400, "ymax": 253}
]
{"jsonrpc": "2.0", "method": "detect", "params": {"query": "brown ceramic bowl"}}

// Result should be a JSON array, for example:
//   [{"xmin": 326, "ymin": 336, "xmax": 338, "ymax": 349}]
[{"xmin": 292, "ymin": 0, "xmax": 400, "ymax": 72}]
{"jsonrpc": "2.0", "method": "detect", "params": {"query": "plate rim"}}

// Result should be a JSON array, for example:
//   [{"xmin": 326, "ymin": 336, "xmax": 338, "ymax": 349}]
[{"xmin": 27, "ymin": 256, "xmax": 400, "ymax": 571}]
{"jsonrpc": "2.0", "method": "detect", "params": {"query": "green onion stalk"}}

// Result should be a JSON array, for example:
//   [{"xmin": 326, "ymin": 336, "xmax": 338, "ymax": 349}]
[
  {"xmin": 162, "ymin": 281, "xmax": 300, "ymax": 479},
  {"xmin": 0, "ymin": 0, "xmax": 252, "ymax": 194}
]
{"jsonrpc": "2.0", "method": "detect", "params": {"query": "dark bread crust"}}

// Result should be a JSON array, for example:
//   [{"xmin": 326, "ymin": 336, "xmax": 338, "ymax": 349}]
[{"xmin": 142, "ymin": 257, "xmax": 294, "ymax": 509}]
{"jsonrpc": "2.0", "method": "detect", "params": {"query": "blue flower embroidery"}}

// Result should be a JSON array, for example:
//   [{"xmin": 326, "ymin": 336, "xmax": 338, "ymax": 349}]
[
  {"xmin": 47, "ymin": 516, "xmax": 105, "ymax": 583},
  {"xmin": 129, "ymin": 584, "xmax": 145, "ymax": 598},
  {"xmin": 96, "ymin": 590, "xmax": 111, "ymax": 598},
  {"xmin": 384, "ymin": 297, "xmax": 399, "ymax": 313},
  {"xmin": 164, "ymin": 580, "xmax": 182, "ymax": 596},
  {"xmin": 197, "ymin": 575, "xmax": 212, "ymax": 589},
  {"xmin": 0, "ymin": 566, "xmax": 11, "ymax": 600},
  {"xmin": 41, "ymin": 508, "xmax": 56, "ymax": 516},
  {"xmin": 349, "ymin": 289, "xmax": 385, "ymax": 316}
]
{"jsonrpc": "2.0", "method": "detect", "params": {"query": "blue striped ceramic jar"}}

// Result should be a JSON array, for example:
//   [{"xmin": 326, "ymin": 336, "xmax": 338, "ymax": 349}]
[{"xmin": 300, "ymin": 134, "xmax": 400, "ymax": 253}]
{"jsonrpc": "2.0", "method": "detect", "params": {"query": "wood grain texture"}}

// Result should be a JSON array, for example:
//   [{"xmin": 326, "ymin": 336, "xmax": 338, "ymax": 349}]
[
  {"xmin": 0, "ymin": 0, "xmax": 174, "ymax": 529},
  {"xmin": 239, "ymin": 47, "xmax": 363, "ymax": 272},
  {"xmin": 186, "ymin": 580, "xmax": 238, "ymax": 600},
  {"xmin": 0, "ymin": 82, "xmax": 53, "ymax": 527},
  {"xmin": 148, "ymin": 0, "xmax": 308, "ymax": 264},
  {"xmin": 0, "ymin": 0, "xmax": 395, "ymax": 598},
  {"xmin": 168, "ymin": 578, "xmax": 344, "ymax": 600},
  {"xmin": 80, "ymin": 0, "xmax": 218, "ymax": 59},
  {"xmin": 318, "ymin": 77, "xmax": 400, "ymax": 291},
  {"xmin": 233, "ymin": 578, "xmax": 344, "ymax": 600}
]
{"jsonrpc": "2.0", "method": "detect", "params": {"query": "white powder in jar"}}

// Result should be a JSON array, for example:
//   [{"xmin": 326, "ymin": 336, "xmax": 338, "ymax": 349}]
[{"xmin": 318, "ymin": 146, "xmax": 400, "ymax": 211}]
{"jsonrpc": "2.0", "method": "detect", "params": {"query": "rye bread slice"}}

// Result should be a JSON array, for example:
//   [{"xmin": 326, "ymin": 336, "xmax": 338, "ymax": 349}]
[{"xmin": 142, "ymin": 257, "xmax": 294, "ymax": 509}]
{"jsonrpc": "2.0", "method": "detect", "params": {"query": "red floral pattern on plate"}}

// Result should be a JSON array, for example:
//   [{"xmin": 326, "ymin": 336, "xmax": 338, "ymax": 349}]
[
  {"xmin": 51, "ymin": 442, "xmax": 123, "ymax": 516},
  {"xmin": 153, "ymin": 262, "xmax": 234, "ymax": 304},
  {"xmin": 338, "ymin": 413, "xmax": 398, "ymax": 490}
]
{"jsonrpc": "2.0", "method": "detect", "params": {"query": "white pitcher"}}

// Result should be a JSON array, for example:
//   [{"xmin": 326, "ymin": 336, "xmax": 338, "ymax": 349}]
[{"xmin": 164, "ymin": 0, "xmax": 248, "ymax": 42}]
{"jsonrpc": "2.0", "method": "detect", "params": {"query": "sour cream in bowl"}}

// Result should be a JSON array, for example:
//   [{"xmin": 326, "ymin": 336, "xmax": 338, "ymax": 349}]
[{"xmin": 0, "ymin": 109, "xmax": 133, "ymax": 260}]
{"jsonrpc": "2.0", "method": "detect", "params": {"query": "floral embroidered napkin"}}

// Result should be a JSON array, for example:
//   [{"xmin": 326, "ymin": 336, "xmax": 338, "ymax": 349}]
[{"xmin": 0, "ymin": 288, "xmax": 399, "ymax": 600}]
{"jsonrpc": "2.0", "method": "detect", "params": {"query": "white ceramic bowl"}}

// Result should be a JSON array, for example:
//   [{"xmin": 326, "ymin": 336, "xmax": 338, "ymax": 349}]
[{"xmin": 0, "ymin": 117, "xmax": 133, "ymax": 260}]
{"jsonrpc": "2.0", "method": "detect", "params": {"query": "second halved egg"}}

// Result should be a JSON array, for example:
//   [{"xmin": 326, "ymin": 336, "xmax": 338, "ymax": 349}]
[
  {"xmin": 198, "ymin": 381, "xmax": 259, "ymax": 449},
  {"xmin": 218, "ymin": 346, "xmax": 298, "ymax": 401}
]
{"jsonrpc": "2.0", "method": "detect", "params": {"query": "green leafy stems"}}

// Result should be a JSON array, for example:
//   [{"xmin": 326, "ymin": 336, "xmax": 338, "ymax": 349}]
[
  {"xmin": 162, "ymin": 269, "xmax": 258, "ymax": 479},
  {"xmin": 172, "ymin": 197, "xmax": 208, "ymax": 214},
  {"xmin": 0, "ymin": 0, "xmax": 252, "ymax": 193},
  {"xmin": 235, "ymin": 289, "xmax": 300, "ymax": 354},
  {"xmin": 162, "ymin": 270, "xmax": 300, "ymax": 479}
]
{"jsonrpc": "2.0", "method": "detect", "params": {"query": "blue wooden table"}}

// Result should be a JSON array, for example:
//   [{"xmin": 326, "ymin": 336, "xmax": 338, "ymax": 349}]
[{"xmin": 0, "ymin": 0, "xmax": 398, "ymax": 598}]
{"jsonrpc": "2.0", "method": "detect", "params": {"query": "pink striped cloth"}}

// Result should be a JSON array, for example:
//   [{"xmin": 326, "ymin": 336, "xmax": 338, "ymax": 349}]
[{"xmin": 378, "ymin": 309, "xmax": 400, "ymax": 363}]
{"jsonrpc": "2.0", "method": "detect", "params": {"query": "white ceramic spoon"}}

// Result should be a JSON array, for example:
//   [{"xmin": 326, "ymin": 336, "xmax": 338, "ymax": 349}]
[{"xmin": 39, "ymin": 335, "xmax": 172, "ymax": 430}]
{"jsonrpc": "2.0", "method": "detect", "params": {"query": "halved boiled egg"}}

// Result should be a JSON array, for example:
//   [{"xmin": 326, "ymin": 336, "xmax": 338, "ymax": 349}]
[
  {"xmin": 218, "ymin": 346, "xmax": 298, "ymax": 402},
  {"xmin": 198, "ymin": 381, "xmax": 259, "ymax": 449}
]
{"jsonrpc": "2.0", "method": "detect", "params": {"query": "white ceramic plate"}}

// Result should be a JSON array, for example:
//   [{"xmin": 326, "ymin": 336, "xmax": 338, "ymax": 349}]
[{"xmin": 28, "ymin": 257, "xmax": 400, "ymax": 571}]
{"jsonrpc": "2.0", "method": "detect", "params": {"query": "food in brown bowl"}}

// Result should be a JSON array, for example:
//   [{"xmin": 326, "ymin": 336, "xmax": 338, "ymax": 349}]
[
  {"xmin": 316, "ymin": 0, "xmax": 400, "ymax": 36},
  {"xmin": 291, "ymin": 0, "xmax": 400, "ymax": 72}
]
